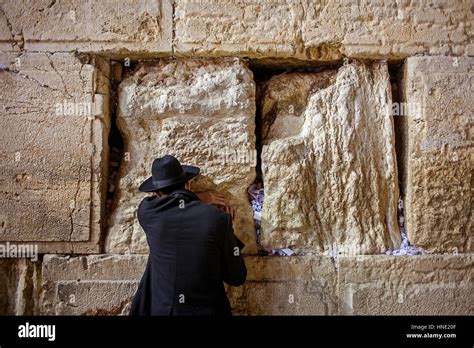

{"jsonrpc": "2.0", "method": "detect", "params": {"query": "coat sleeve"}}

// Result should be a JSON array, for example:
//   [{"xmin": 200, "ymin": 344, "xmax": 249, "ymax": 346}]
[{"xmin": 221, "ymin": 214, "xmax": 247, "ymax": 286}]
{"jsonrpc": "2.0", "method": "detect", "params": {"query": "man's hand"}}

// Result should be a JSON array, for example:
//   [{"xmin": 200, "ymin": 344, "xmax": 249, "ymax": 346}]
[
  {"xmin": 196, "ymin": 190, "xmax": 236, "ymax": 226},
  {"xmin": 196, "ymin": 190, "xmax": 227, "ymax": 206}
]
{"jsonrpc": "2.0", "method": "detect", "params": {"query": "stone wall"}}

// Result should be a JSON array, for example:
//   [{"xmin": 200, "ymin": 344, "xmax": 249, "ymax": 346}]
[
  {"xmin": 39, "ymin": 254, "xmax": 473, "ymax": 315},
  {"xmin": 0, "ymin": 0, "xmax": 472, "ymax": 315}
]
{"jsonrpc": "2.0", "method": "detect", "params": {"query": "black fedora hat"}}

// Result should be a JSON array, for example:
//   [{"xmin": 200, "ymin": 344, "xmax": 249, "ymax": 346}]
[{"xmin": 139, "ymin": 155, "xmax": 200, "ymax": 192}]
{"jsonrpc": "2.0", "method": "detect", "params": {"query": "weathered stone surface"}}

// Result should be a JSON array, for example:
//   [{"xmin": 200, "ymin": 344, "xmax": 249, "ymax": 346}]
[
  {"xmin": 105, "ymin": 58, "xmax": 258, "ymax": 254},
  {"xmin": 0, "ymin": 0, "xmax": 173, "ymax": 55},
  {"xmin": 226, "ymin": 256, "xmax": 338, "ymax": 315},
  {"xmin": 0, "ymin": 52, "xmax": 110, "ymax": 253},
  {"xmin": 40, "ymin": 254, "xmax": 336, "ymax": 315},
  {"xmin": 339, "ymin": 255, "xmax": 474, "ymax": 315},
  {"xmin": 41, "ymin": 254, "xmax": 147, "ymax": 315},
  {"xmin": 40, "ymin": 254, "xmax": 473, "ymax": 315},
  {"xmin": 0, "ymin": 258, "xmax": 41, "ymax": 315},
  {"xmin": 175, "ymin": 0, "xmax": 302, "ymax": 59},
  {"xmin": 401, "ymin": 57, "xmax": 473, "ymax": 253},
  {"xmin": 0, "ymin": 0, "xmax": 470, "ymax": 58},
  {"xmin": 260, "ymin": 61, "xmax": 400, "ymax": 254},
  {"xmin": 175, "ymin": 0, "xmax": 472, "ymax": 60}
]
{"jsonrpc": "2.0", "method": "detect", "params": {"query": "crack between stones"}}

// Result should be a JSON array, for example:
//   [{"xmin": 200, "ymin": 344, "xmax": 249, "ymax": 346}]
[
  {"xmin": 5, "ymin": 67, "xmax": 67, "ymax": 97},
  {"xmin": 171, "ymin": 0, "xmax": 176, "ymax": 57},
  {"xmin": 37, "ymin": 0, "xmax": 56, "ymax": 12},
  {"xmin": 0, "ymin": 5, "xmax": 19, "ymax": 51},
  {"xmin": 69, "ymin": 164, "xmax": 82, "ymax": 250},
  {"xmin": 69, "ymin": 115, "xmax": 90, "ymax": 252},
  {"xmin": 18, "ymin": 29, "xmax": 25, "ymax": 50},
  {"xmin": 78, "ymin": 63, "xmax": 87, "ymax": 94},
  {"xmin": 45, "ymin": 53, "xmax": 73, "ymax": 98}
]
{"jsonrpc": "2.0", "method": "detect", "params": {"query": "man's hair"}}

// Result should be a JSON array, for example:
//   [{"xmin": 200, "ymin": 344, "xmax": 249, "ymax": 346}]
[{"xmin": 155, "ymin": 181, "xmax": 186, "ymax": 195}]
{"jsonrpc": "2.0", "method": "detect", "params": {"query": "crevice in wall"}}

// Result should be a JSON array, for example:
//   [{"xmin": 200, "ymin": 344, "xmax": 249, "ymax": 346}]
[
  {"xmin": 101, "ymin": 61, "xmax": 125, "ymax": 253},
  {"xmin": 386, "ymin": 61, "xmax": 423, "ymax": 256},
  {"xmin": 171, "ymin": 0, "xmax": 177, "ymax": 57},
  {"xmin": 388, "ymin": 61, "xmax": 407, "ymax": 199}
]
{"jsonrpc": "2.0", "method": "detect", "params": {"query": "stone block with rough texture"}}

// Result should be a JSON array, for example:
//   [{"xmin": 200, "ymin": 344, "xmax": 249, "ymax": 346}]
[
  {"xmin": 105, "ymin": 58, "xmax": 258, "ymax": 254},
  {"xmin": 41, "ymin": 254, "xmax": 147, "ymax": 315},
  {"xmin": 339, "ymin": 255, "xmax": 474, "ymax": 315},
  {"xmin": 175, "ymin": 0, "xmax": 472, "ymax": 60},
  {"xmin": 0, "ymin": 52, "xmax": 110, "ymax": 254},
  {"xmin": 260, "ymin": 61, "xmax": 400, "ymax": 255},
  {"xmin": 0, "ymin": 0, "xmax": 173, "ymax": 55},
  {"xmin": 1, "ymin": 0, "xmax": 471, "ymax": 58},
  {"xmin": 226, "ymin": 256, "xmax": 337, "ymax": 315},
  {"xmin": 401, "ymin": 56, "xmax": 473, "ymax": 253},
  {"xmin": 40, "ymin": 254, "xmax": 474, "ymax": 315}
]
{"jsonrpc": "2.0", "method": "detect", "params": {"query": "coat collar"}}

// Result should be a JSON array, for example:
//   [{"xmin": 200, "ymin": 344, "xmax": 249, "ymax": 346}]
[
  {"xmin": 167, "ymin": 188, "xmax": 200, "ymax": 201},
  {"xmin": 139, "ymin": 189, "xmax": 201, "ymax": 218}
]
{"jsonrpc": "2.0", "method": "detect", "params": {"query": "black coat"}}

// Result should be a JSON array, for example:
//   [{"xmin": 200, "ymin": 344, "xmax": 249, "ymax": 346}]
[{"xmin": 129, "ymin": 189, "xmax": 247, "ymax": 316}]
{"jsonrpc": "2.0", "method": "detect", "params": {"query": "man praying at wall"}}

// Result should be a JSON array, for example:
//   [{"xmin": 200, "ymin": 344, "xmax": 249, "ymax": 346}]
[{"xmin": 130, "ymin": 155, "xmax": 247, "ymax": 316}]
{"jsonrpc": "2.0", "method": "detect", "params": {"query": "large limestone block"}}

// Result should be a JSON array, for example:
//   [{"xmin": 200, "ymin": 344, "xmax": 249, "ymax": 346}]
[
  {"xmin": 401, "ymin": 57, "xmax": 473, "ymax": 253},
  {"xmin": 175, "ymin": 0, "xmax": 303, "ymax": 59},
  {"xmin": 260, "ymin": 61, "xmax": 400, "ymax": 254},
  {"xmin": 226, "ymin": 256, "xmax": 337, "ymax": 315},
  {"xmin": 339, "ymin": 255, "xmax": 474, "ymax": 315},
  {"xmin": 106, "ymin": 58, "xmax": 258, "ymax": 254},
  {"xmin": 41, "ymin": 255, "xmax": 147, "ymax": 315},
  {"xmin": 301, "ymin": 0, "xmax": 472, "ymax": 57},
  {"xmin": 0, "ymin": 0, "xmax": 172, "ymax": 55},
  {"xmin": 175, "ymin": 0, "xmax": 471, "ymax": 60},
  {"xmin": 0, "ymin": 52, "xmax": 110, "ymax": 253}
]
